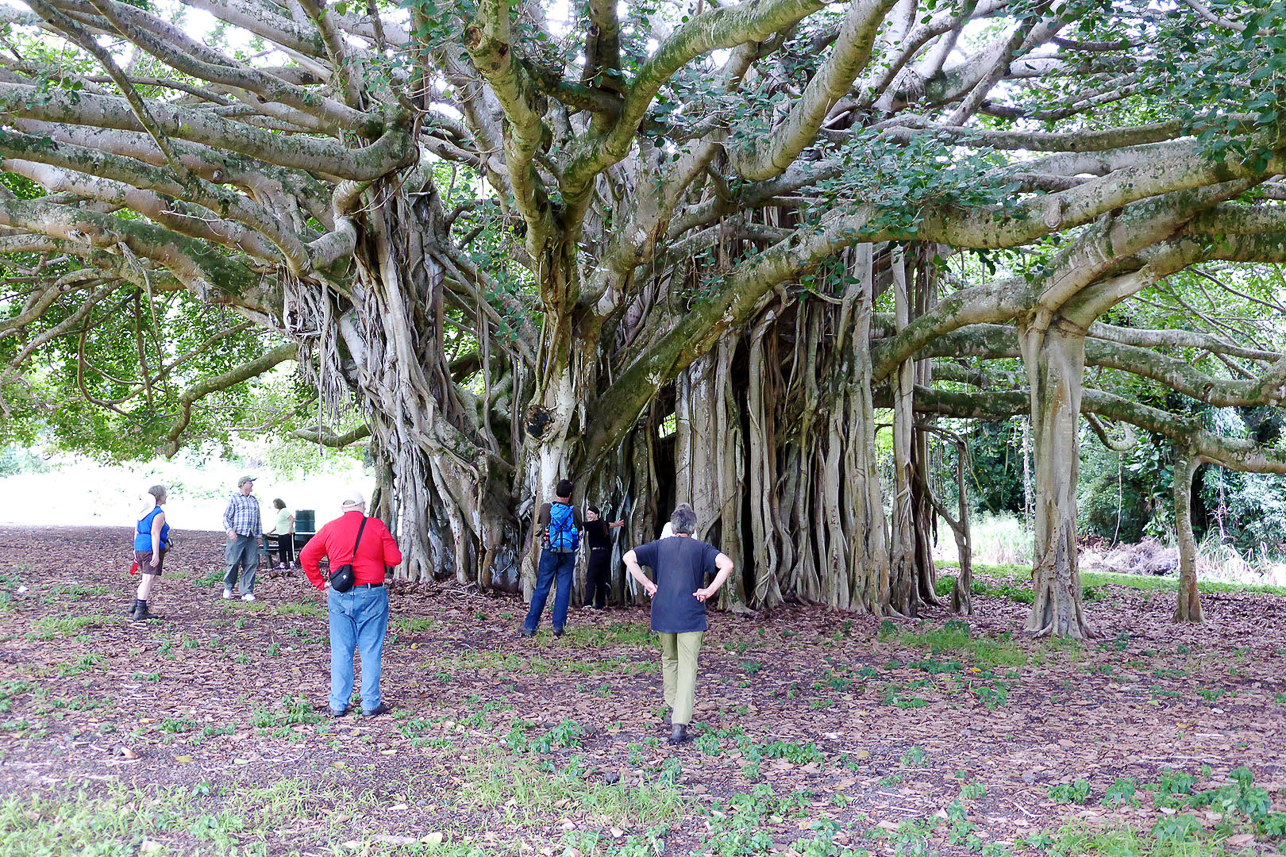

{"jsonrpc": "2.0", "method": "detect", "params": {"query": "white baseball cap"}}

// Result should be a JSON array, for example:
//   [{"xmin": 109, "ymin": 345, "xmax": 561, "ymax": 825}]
[{"xmin": 341, "ymin": 490, "xmax": 366, "ymax": 510}]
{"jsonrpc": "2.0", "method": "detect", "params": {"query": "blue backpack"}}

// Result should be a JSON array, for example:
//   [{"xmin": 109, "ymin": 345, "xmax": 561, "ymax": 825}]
[{"xmin": 545, "ymin": 503, "xmax": 579, "ymax": 552}]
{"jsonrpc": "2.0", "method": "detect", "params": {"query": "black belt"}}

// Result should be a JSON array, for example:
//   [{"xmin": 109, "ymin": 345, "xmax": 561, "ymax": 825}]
[{"xmin": 351, "ymin": 582, "xmax": 384, "ymax": 588}]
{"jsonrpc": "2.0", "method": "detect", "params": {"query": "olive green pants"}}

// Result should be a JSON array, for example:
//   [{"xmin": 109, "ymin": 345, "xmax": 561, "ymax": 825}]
[{"xmin": 658, "ymin": 631, "xmax": 704, "ymax": 725}]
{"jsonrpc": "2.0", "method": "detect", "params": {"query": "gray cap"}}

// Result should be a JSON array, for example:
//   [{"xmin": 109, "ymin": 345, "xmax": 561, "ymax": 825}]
[{"xmin": 237, "ymin": 475, "xmax": 257, "ymax": 487}]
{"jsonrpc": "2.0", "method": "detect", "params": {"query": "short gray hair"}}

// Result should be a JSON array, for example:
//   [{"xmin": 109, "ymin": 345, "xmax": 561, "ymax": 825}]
[{"xmin": 670, "ymin": 503, "xmax": 697, "ymax": 536}]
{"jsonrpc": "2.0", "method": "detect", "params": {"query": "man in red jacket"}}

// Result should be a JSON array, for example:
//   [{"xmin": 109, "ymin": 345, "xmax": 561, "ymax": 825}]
[{"xmin": 301, "ymin": 491, "xmax": 403, "ymax": 717}]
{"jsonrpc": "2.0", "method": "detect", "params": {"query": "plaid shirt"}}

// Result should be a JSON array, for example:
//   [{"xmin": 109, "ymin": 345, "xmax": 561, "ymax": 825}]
[{"xmin": 222, "ymin": 493, "xmax": 262, "ymax": 537}]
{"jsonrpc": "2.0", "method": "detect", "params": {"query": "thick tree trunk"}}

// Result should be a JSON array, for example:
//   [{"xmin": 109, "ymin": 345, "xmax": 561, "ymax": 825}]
[
  {"xmin": 1019, "ymin": 315, "xmax": 1093, "ymax": 638},
  {"xmin": 1173, "ymin": 448, "xmax": 1204, "ymax": 623},
  {"xmin": 889, "ymin": 247, "xmax": 919, "ymax": 616},
  {"xmin": 846, "ymin": 244, "xmax": 893, "ymax": 614},
  {"xmin": 674, "ymin": 339, "xmax": 747, "ymax": 607},
  {"xmin": 291, "ymin": 175, "xmax": 520, "ymax": 586}
]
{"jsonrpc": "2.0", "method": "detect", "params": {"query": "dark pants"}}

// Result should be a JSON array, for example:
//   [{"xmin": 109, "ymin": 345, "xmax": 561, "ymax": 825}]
[
  {"xmin": 272, "ymin": 533, "xmax": 295, "ymax": 565},
  {"xmin": 524, "ymin": 549, "xmax": 576, "ymax": 632},
  {"xmin": 585, "ymin": 549, "xmax": 610, "ymax": 608}
]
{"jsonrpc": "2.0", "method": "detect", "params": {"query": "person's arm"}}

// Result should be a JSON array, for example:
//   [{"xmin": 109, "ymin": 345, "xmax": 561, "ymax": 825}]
[
  {"xmin": 299, "ymin": 530, "xmax": 328, "ymax": 590},
  {"xmin": 695, "ymin": 552, "xmax": 734, "ymax": 602},
  {"xmin": 622, "ymin": 549, "xmax": 657, "ymax": 598},
  {"xmin": 288, "ymin": 513, "xmax": 294, "ymax": 534},
  {"xmin": 609, "ymin": 519, "xmax": 625, "ymax": 529},
  {"xmin": 223, "ymin": 499, "xmax": 236, "ymax": 540},
  {"xmin": 150, "ymin": 512, "xmax": 165, "ymax": 567},
  {"xmin": 380, "ymin": 522, "xmax": 404, "ymax": 567}
]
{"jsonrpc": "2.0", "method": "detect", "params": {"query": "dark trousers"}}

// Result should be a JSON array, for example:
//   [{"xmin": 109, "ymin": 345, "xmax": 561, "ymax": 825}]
[
  {"xmin": 272, "ymin": 533, "xmax": 295, "ymax": 565},
  {"xmin": 585, "ymin": 549, "xmax": 611, "ymax": 608},
  {"xmin": 524, "ymin": 549, "xmax": 576, "ymax": 632}
]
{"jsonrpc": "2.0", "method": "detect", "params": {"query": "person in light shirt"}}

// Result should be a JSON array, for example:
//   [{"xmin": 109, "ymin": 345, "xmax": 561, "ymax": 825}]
[{"xmin": 268, "ymin": 498, "xmax": 295, "ymax": 570}]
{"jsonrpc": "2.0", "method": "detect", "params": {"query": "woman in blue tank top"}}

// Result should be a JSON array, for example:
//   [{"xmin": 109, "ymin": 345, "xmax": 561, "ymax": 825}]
[{"xmin": 130, "ymin": 485, "xmax": 170, "ymax": 621}]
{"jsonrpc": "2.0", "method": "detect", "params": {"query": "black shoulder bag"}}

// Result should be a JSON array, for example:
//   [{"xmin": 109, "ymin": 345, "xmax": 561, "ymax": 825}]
[{"xmin": 329, "ymin": 516, "xmax": 367, "ymax": 593}]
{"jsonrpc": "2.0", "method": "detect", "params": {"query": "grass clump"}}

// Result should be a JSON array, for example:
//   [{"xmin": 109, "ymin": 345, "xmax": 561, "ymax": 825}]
[{"xmin": 27, "ymin": 615, "xmax": 114, "ymax": 641}]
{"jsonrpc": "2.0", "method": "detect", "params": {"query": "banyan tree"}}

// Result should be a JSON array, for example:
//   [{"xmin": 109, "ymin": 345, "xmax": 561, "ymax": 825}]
[{"xmin": 3, "ymin": 0, "xmax": 1286, "ymax": 637}]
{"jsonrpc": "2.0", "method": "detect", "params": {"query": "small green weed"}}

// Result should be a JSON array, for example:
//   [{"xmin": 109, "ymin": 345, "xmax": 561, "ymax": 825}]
[{"xmin": 1048, "ymin": 779, "xmax": 1091, "ymax": 805}]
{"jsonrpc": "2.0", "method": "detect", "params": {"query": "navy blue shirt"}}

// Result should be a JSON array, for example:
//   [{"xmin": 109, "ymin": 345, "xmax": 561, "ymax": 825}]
[{"xmin": 633, "ymin": 536, "xmax": 722, "ymax": 634}]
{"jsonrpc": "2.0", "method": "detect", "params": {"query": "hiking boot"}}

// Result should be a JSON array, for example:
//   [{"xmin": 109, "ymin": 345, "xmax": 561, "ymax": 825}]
[
  {"xmin": 668, "ymin": 723, "xmax": 690, "ymax": 745},
  {"xmin": 130, "ymin": 599, "xmax": 151, "ymax": 622},
  {"xmin": 362, "ymin": 703, "xmax": 390, "ymax": 718}
]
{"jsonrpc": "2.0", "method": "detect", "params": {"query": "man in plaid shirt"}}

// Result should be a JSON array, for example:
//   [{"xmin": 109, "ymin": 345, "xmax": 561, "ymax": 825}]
[{"xmin": 222, "ymin": 475, "xmax": 263, "ymax": 602}]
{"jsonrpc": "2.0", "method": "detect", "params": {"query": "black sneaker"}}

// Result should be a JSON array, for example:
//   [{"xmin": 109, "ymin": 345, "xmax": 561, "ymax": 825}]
[
  {"xmin": 668, "ymin": 723, "xmax": 690, "ymax": 744},
  {"xmin": 520, "ymin": 628, "xmax": 535, "ymax": 638},
  {"xmin": 362, "ymin": 703, "xmax": 391, "ymax": 718},
  {"xmin": 553, "ymin": 628, "xmax": 565, "ymax": 638},
  {"xmin": 327, "ymin": 704, "xmax": 349, "ymax": 717}
]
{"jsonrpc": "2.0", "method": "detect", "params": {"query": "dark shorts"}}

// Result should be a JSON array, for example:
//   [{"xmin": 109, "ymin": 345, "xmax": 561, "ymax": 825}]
[{"xmin": 134, "ymin": 549, "xmax": 168, "ymax": 576}]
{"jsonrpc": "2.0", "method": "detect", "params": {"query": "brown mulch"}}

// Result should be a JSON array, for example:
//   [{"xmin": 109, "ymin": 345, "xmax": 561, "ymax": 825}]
[{"xmin": 0, "ymin": 525, "xmax": 1284, "ymax": 855}]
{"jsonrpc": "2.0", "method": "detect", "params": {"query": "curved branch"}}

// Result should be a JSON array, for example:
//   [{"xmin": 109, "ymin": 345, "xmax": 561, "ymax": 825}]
[
  {"xmin": 163, "ymin": 342, "xmax": 299, "ymax": 456},
  {"xmin": 290, "ymin": 422, "xmax": 372, "ymax": 448}
]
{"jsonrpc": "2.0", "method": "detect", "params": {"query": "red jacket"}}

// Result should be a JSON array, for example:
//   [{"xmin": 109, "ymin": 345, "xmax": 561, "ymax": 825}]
[{"xmin": 301, "ymin": 511, "xmax": 402, "ymax": 590}]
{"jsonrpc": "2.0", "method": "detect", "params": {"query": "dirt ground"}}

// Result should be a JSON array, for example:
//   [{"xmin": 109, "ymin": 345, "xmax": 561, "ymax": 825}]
[{"xmin": 0, "ymin": 525, "xmax": 1283, "ymax": 856}]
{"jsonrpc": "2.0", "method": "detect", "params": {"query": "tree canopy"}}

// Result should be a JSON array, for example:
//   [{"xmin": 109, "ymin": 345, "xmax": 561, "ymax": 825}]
[{"xmin": 2, "ymin": 0, "xmax": 1286, "ymax": 635}]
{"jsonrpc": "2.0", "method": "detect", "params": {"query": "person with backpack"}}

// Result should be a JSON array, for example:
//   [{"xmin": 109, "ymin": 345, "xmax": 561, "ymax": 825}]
[
  {"xmin": 622, "ymin": 503, "xmax": 734, "ymax": 744},
  {"xmin": 129, "ymin": 485, "xmax": 170, "ymax": 622},
  {"xmin": 522, "ymin": 479, "xmax": 583, "ymax": 638},
  {"xmin": 300, "ymin": 490, "xmax": 403, "ymax": 717}
]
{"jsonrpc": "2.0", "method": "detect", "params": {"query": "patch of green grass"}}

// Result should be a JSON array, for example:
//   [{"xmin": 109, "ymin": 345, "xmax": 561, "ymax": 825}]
[
  {"xmin": 1049, "ymin": 779, "xmax": 1092, "ymax": 805},
  {"xmin": 275, "ymin": 602, "xmax": 322, "ymax": 618},
  {"xmin": 893, "ymin": 620, "xmax": 1030, "ymax": 669},
  {"xmin": 251, "ymin": 696, "xmax": 322, "ymax": 730},
  {"xmin": 159, "ymin": 717, "xmax": 195, "ymax": 734},
  {"xmin": 391, "ymin": 616, "xmax": 437, "ymax": 633},
  {"xmin": 1049, "ymin": 820, "xmax": 1238, "ymax": 856},
  {"xmin": 458, "ymin": 755, "xmax": 686, "ymax": 826},
  {"xmin": 48, "ymin": 584, "xmax": 110, "ymax": 599},
  {"xmin": 27, "ymin": 615, "xmax": 114, "ymax": 641},
  {"xmin": 1102, "ymin": 777, "xmax": 1140, "ymax": 808},
  {"xmin": 566, "ymin": 622, "xmax": 653, "ymax": 647},
  {"xmin": 900, "ymin": 746, "xmax": 929, "ymax": 767},
  {"xmin": 879, "ymin": 682, "xmax": 928, "ymax": 709},
  {"xmin": 190, "ymin": 571, "xmax": 225, "ymax": 588},
  {"xmin": 55, "ymin": 653, "xmax": 104, "ymax": 677}
]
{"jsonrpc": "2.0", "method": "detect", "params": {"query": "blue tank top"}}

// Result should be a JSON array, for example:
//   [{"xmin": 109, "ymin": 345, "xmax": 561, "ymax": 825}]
[{"xmin": 134, "ymin": 506, "xmax": 170, "ymax": 551}]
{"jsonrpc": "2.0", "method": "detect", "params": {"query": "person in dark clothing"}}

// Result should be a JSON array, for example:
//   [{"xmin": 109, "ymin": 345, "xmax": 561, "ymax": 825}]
[
  {"xmin": 522, "ymin": 479, "xmax": 583, "ymax": 638},
  {"xmin": 582, "ymin": 505, "xmax": 624, "ymax": 609},
  {"xmin": 623, "ymin": 502, "xmax": 734, "ymax": 744}
]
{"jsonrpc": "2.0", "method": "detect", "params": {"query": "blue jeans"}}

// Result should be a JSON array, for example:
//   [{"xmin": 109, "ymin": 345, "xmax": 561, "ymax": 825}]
[
  {"xmin": 524, "ymin": 550, "xmax": 576, "ymax": 633},
  {"xmin": 327, "ymin": 586, "xmax": 389, "ymax": 712}
]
